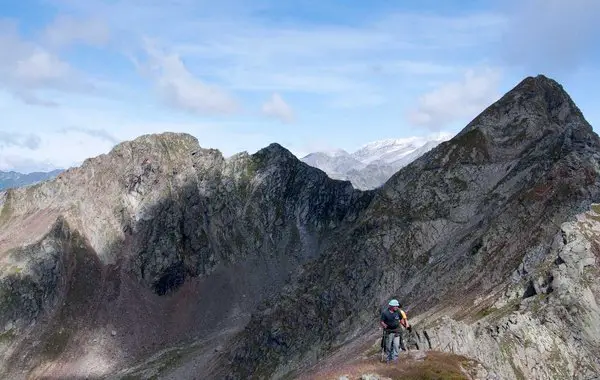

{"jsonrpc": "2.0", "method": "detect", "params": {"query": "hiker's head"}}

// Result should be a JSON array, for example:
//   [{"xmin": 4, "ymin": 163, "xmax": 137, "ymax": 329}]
[{"xmin": 388, "ymin": 299, "xmax": 400, "ymax": 310}]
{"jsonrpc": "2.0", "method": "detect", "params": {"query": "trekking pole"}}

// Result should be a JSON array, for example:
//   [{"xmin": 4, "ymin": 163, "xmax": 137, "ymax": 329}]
[{"xmin": 380, "ymin": 329, "xmax": 386, "ymax": 362}]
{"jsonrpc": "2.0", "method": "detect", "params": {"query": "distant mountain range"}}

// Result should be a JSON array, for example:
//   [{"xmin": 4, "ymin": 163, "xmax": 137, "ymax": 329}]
[
  {"xmin": 0, "ymin": 169, "xmax": 63, "ymax": 191},
  {"xmin": 301, "ymin": 132, "xmax": 453, "ymax": 189}
]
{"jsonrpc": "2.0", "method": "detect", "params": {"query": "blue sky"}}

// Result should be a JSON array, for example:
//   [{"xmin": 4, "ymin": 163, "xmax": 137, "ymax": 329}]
[{"xmin": 0, "ymin": 0, "xmax": 599, "ymax": 172}]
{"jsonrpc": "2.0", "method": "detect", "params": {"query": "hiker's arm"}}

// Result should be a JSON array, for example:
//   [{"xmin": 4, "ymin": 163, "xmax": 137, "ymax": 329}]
[
  {"xmin": 380, "ymin": 320, "xmax": 388, "ymax": 329},
  {"xmin": 400, "ymin": 310, "xmax": 410, "ymax": 328}
]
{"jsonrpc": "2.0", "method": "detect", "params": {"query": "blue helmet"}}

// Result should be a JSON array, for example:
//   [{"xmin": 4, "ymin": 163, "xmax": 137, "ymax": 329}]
[{"xmin": 388, "ymin": 299, "xmax": 400, "ymax": 307}]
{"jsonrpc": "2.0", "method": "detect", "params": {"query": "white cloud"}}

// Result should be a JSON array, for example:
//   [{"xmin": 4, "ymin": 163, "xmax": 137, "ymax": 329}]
[
  {"xmin": 170, "ymin": 14, "xmax": 497, "ymax": 101},
  {"xmin": 34, "ymin": 1, "xmax": 510, "ymax": 119},
  {"xmin": 0, "ymin": 19, "xmax": 96, "ymax": 106},
  {"xmin": 262, "ymin": 93, "xmax": 294, "ymax": 123},
  {"xmin": 138, "ymin": 41, "xmax": 238, "ymax": 115},
  {"xmin": 14, "ymin": 48, "xmax": 71, "ymax": 84},
  {"xmin": 406, "ymin": 68, "xmax": 502, "ymax": 130},
  {"xmin": 42, "ymin": 15, "xmax": 110, "ymax": 48}
]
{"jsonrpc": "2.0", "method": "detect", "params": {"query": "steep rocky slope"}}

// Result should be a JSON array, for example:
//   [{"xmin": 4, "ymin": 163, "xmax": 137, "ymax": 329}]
[
  {"xmin": 216, "ymin": 75, "xmax": 600, "ymax": 379},
  {"xmin": 0, "ymin": 135, "xmax": 372, "ymax": 378}
]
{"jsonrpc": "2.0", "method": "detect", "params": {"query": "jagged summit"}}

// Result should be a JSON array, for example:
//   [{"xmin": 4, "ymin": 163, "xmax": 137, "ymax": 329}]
[
  {"xmin": 388, "ymin": 75, "xmax": 598, "ymax": 177},
  {"xmin": 87, "ymin": 132, "xmax": 203, "ymax": 164},
  {"xmin": 254, "ymin": 142, "xmax": 297, "ymax": 161},
  {"xmin": 459, "ymin": 74, "xmax": 589, "ymax": 138}
]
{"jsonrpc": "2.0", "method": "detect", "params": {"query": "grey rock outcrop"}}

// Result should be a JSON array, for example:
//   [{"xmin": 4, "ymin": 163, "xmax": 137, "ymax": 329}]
[
  {"xmin": 422, "ymin": 209, "xmax": 600, "ymax": 380},
  {"xmin": 219, "ymin": 75, "xmax": 600, "ymax": 379}
]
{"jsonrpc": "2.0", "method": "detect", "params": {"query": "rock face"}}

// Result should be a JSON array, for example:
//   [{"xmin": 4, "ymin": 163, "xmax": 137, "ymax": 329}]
[
  {"xmin": 218, "ymin": 75, "xmax": 600, "ymax": 379},
  {"xmin": 0, "ymin": 74, "xmax": 599, "ymax": 380},
  {"xmin": 423, "ymin": 210, "xmax": 600, "ymax": 380},
  {"xmin": 0, "ymin": 134, "xmax": 372, "ymax": 378}
]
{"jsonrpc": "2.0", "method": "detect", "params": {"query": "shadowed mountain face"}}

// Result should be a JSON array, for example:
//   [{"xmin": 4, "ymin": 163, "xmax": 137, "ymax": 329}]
[{"xmin": 0, "ymin": 75, "xmax": 599, "ymax": 380}]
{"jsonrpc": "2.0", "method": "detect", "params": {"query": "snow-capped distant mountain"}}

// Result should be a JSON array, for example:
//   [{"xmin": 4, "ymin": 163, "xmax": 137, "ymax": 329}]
[
  {"xmin": 301, "ymin": 132, "xmax": 452, "ymax": 190},
  {"xmin": 301, "ymin": 151, "xmax": 366, "ymax": 179}
]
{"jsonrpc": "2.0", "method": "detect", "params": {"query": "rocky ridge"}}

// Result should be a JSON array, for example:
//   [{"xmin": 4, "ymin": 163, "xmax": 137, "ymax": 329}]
[{"xmin": 0, "ymin": 134, "xmax": 372, "ymax": 378}]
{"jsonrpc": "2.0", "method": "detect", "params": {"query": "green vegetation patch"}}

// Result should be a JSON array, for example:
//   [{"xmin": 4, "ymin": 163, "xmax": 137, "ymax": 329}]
[
  {"xmin": 0, "ymin": 190, "xmax": 13, "ymax": 225},
  {"xmin": 0, "ymin": 328, "xmax": 15, "ymax": 344}
]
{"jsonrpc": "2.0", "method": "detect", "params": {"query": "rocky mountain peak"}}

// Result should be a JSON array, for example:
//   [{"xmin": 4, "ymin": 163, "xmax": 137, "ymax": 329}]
[
  {"xmin": 459, "ymin": 74, "xmax": 588, "ymax": 140},
  {"xmin": 253, "ymin": 142, "xmax": 298, "ymax": 166},
  {"xmin": 512, "ymin": 74, "xmax": 583, "ymax": 117},
  {"xmin": 402, "ymin": 74, "xmax": 597, "ymax": 175},
  {"xmin": 79, "ymin": 131, "xmax": 205, "ymax": 171}
]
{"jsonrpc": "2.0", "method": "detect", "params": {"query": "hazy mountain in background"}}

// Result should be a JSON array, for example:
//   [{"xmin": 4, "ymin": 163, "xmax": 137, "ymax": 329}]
[
  {"xmin": 301, "ymin": 132, "xmax": 452, "ymax": 189},
  {"xmin": 0, "ymin": 169, "xmax": 63, "ymax": 191}
]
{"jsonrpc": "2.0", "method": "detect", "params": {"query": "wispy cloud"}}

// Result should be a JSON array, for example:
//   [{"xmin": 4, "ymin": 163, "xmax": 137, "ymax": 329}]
[
  {"xmin": 0, "ymin": 18, "xmax": 100, "ymax": 106},
  {"xmin": 0, "ymin": 131, "xmax": 41, "ymax": 149},
  {"xmin": 54, "ymin": 0, "xmax": 501, "ymax": 107},
  {"xmin": 59, "ymin": 127, "xmax": 120, "ymax": 145},
  {"xmin": 406, "ymin": 67, "xmax": 502, "ymax": 130},
  {"xmin": 134, "ymin": 40, "xmax": 239, "ymax": 115},
  {"xmin": 168, "ymin": 12, "xmax": 500, "ymax": 102},
  {"xmin": 41, "ymin": 15, "xmax": 110, "ymax": 48},
  {"xmin": 262, "ymin": 93, "xmax": 294, "ymax": 123}
]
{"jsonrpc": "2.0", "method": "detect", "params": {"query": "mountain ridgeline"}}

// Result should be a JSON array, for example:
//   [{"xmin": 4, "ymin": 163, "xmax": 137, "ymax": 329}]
[{"xmin": 0, "ymin": 75, "xmax": 599, "ymax": 380}]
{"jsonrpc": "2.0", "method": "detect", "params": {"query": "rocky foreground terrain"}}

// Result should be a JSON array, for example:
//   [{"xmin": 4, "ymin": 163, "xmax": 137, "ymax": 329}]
[{"xmin": 0, "ymin": 75, "xmax": 599, "ymax": 380}]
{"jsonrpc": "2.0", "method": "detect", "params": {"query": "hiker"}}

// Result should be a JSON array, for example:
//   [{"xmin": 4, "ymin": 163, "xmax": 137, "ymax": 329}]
[{"xmin": 380, "ymin": 299, "xmax": 410, "ymax": 362}]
